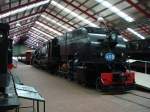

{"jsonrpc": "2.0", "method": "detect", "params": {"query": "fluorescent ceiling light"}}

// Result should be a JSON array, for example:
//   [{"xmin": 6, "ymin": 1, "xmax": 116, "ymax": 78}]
[
  {"xmin": 127, "ymin": 28, "xmax": 145, "ymax": 39},
  {"xmin": 95, "ymin": 0, "xmax": 134, "ymax": 22},
  {"xmin": 31, "ymin": 27, "xmax": 54, "ymax": 39},
  {"xmin": 0, "ymin": 0, "xmax": 50, "ymax": 19},
  {"xmin": 51, "ymin": 1, "xmax": 98, "ymax": 27},
  {"xmin": 41, "ymin": 14, "xmax": 73, "ymax": 31},
  {"xmin": 28, "ymin": 31, "xmax": 49, "ymax": 41},
  {"xmin": 35, "ymin": 21, "xmax": 62, "ymax": 36},
  {"xmin": 123, "ymin": 38, "xmax": 128, "ymax": 42}
]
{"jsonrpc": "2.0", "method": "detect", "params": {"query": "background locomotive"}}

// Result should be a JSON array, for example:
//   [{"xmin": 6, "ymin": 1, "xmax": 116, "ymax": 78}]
[
  {"xmin": 32, "ymin": 27, "xmax": 135, "ymax": 90},
  {"xmin": 18, "ymin": 50, "xmax": 34, "ymax": 65},
  {"xmin": 126, "ymin": 39, "xmax": 150, "ymax": 73},
  {"xmin": 127, "ymin": 39, "xmax": 150, "ymax": 61}
]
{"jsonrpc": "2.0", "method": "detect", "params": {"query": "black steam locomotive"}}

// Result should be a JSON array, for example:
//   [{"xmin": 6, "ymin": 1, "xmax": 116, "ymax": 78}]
[{"xmin": 32, "ymin": 27, "xmax": 135, "ymax": 90}]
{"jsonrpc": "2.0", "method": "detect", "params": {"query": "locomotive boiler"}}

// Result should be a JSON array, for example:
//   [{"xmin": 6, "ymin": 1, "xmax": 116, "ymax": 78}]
[{"xmin": 32, "ymin": 27, "xmax": 135, "ymax": 90}]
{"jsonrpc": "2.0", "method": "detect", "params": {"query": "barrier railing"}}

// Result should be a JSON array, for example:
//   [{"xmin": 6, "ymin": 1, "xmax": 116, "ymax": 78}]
[{"xmin": 127, "ymin": 59, "xmax": 150, "ymax": 74}]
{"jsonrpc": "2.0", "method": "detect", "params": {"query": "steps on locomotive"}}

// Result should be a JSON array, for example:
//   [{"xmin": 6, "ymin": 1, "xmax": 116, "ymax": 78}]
[{"xmin": 135, "ymin": 71, "xmax": 150, "ymax": 90}]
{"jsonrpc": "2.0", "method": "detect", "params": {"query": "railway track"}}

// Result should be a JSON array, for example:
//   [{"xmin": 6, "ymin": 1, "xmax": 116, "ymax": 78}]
[{"xmin": 113, "ymin": 90, "xmax": 150, "ymax": 109}]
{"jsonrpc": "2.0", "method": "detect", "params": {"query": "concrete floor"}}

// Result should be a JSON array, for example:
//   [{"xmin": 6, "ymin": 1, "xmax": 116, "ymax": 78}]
[
  {"xmin": 12, "ymin": 63, "xmax": 150, "ymax": 112},
  {"xmin": 135, "ymin": 72, "xmax": 150, "ymax": 90}
]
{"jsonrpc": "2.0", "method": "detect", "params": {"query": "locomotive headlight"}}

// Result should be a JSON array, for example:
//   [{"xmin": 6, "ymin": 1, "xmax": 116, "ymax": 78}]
[{"xmin": 105, "ymin": 52, "xmax": 115, "ymax": 61}]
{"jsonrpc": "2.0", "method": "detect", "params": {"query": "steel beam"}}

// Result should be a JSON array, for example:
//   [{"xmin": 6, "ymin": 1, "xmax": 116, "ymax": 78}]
[
  {"xmin": 117, "ymin": 17, "xmax": 150, "ymax": 30},
  {"xmin": 45, "ymin": 11, "xmax": 76, "ymax": 28},
  {"xmin": 10, "ymin": 21, "xmax": 34, "ymax": 30},
  {"xmin": 29, "ymin": 30, "xmax": 50, "ymax": 39},
  {"xmin": 26, "ymin": 1, "xmax": 50, "ymax": 37},
  {"xmin": 26, "ymin": 39, "xmax": 43, "ymax": 44},
  {"xmin": 27, "ymin": 37, "xmax": 43, "ymax": 43},
  {"xmin": 126, "ymin": 0, "xmax": 150, "ymax": 18},
  {"xmin": 25, "ymin": 41, "xmax": 43, "ymax": 47},
  {"xmin": 37, "ymin": 20, "xmax": 63, "ymax": 34},
  {"xmin": 10, "ymin": 30, "xmax": 28, "ymax": 36},
  {"xmin": 29, "ymin": 28, "xmax": 54, "ymax": 40},
  {"xmin": 9, "ymin": 12, "xmax": 39, "ymax": 24},
  {"xmin": 63, "ymin": 0, "xmax": 97, "ymax": 21},
  {"xmin": 0, "ymin": 0, "xmax": 44, "ymax": 15},
  {"xmin": 27, "ymin": 36, "xmax": 45, "ymax": 42},
  {"xmin": 9, "ymin": 32, "xmax": 27, "ymax": 39},
  {"xmin": 10, "ymin": 25, "xmax": 31, "ymax": 33},
  {"xmin": 27, "ymin": 32, "xmax": 48, "ymax": 41},
  {"xmin": 121, "ymin": 32, "xmax": 132, "ymax": 41},
  {"xmin": 9, "ymin": 27, "xmax": 29, "ymax": 36},
  {"xmin": 14, "ymin": 32, "xmax": 26, "ymax": 37},
  {"xmin": 139, "ymin": 27, "xmax": 150, "ymax": 35}
]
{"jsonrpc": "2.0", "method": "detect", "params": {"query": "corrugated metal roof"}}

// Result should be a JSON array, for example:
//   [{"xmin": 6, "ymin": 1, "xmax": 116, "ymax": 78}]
[{"xmin": 0, "ymin": 0, "xmax": 149, "ymax": 48}]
